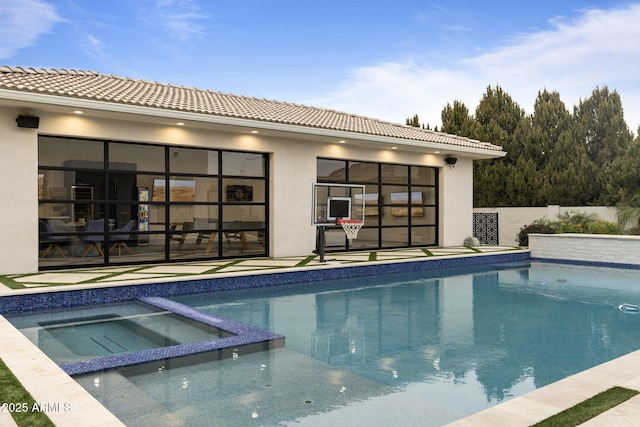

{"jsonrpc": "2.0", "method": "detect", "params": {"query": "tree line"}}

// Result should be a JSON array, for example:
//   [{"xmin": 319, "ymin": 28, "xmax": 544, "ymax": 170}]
[{"xmin": 407, "ymin": 86, "xmax": 640, "ymax": 212}]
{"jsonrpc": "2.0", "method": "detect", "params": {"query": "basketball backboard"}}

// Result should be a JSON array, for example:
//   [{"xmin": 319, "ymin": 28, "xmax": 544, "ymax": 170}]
[{"xmin": 312, "ymin": 183, "xmax": 365, "ymax": 226}]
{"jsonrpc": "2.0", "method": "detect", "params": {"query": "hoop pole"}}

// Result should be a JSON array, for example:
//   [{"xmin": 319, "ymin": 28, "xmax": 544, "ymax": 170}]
[{"xmin": 318, "ymin": 226, "xmax": 326, "ymax": 263}]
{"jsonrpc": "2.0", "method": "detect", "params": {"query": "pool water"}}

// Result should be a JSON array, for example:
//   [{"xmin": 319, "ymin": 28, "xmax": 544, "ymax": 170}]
[
  {"xmin": 10, "ymin": 302, "xmax": 232, "ymax": 364},
  {"xmin": 42, "ymin": 314, "xmax": 184, "ymax": 357},
  {"xmin": 10, "ymin": 261, "xmax": 640, "ymax": 426}
]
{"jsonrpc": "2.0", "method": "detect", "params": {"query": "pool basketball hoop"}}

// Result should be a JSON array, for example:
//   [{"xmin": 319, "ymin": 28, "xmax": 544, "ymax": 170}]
[
  {"xmin": 337, "ymin": 219, "xmax": 363, "ymax": 240},
  {"xmin": 312, "ymin": 183, "xmax": 366, "ymax": 262}
]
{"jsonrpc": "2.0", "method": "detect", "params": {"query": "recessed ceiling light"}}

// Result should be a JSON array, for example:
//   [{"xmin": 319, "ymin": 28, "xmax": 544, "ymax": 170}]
[
  {"xmin": 73, "ymin": 110, "xmax": 83, "ymax": 114},
  {"xmin": 176, "ymin": 122, "xmax": 185, "ymax": 126},
  {"xmin": 338, "ymin": 140, "xmax": 346, "ymax": 144},
  {"xmin": 250, "ymin": 130, "xmax": 259, "ymax": 134},
  {"xmin": 391, "ymin": 146, "xmax": 397, "ymax": 150}
]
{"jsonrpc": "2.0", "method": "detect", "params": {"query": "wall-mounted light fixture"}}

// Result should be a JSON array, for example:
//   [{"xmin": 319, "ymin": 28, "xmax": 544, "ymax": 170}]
[
  {"xmin": 445, "ymin": 157, "xmax": 458, "ymax": 167},
  {"xmin": 16, "ymin": 114, "xmax": 40, "ymax": 129}
]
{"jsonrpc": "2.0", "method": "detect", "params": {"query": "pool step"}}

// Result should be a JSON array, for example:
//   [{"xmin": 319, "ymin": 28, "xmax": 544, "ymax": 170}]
[{"xmin": 59, "ymin": 296, "xmax": 284, "ymax": 376}]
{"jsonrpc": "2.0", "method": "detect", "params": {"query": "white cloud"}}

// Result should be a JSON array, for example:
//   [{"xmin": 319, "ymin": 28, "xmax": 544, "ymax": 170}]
[
  {"xmin": 83, "ymin": 35, "xmax": 105, "ymax": 61},
  {"xmin": 144, "ymin": 0, "xmax": 209, "ymax": 43},
  {"xmin": 307, "ymin": 61, "xmax": 481, "ymax": 128},
  {"xmin": 0, "ymin": 0, "xmax": 62, "ymax": 59},
  {"xmin": 312, "ymin": 4, "xmax": 640, "ymax": 131},
  {"xmin": 468, "ymin": 5, "xmax": 640, "ymax": 111}
]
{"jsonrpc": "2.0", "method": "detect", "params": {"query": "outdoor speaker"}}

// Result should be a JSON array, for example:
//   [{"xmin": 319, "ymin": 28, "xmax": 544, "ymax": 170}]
[{"xmin": 16, "ymin": 114, "xmax": 40, "ymax": 129}]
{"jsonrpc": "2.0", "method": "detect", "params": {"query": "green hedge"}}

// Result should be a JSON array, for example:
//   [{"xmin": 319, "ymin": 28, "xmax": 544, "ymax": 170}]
[{"xmin": 517, "ymin": 212, "xmax": 622, "ymax": 246}]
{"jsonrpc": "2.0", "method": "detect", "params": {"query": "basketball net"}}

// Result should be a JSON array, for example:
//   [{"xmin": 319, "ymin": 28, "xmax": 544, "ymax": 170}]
[{"xmin": 337, "ymin": 219, "xmax": 363, "ymax": 240}]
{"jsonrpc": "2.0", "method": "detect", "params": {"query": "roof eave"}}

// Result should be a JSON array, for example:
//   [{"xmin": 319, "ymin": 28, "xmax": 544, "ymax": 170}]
[{"xmin": 0, "ymin": 89, "xmax": 506, "ymax": 158}]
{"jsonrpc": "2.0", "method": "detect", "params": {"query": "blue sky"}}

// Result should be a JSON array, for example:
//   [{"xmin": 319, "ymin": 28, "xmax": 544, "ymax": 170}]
[{"xmin": 2, "ymin": 0, "xmax": 640, "ymax": 131}]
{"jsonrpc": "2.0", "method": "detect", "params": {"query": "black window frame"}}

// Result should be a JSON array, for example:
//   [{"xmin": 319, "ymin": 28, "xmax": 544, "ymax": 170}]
[
  {"xmin": 317, "ymin": 157, "xmax": 438, "ymax": 250},
  {"xmin": 38, "ymin": 135, "xmax": 269, "ymax": 270}
]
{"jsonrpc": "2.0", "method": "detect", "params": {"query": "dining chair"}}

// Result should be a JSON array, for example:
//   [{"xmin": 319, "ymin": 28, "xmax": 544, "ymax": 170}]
[
  {"xmin": 40, "ymin": 220, "xmax": 71, "ymax": 258},
  {"xmin": 194, "ymin": 218, "xmax": 218, "ymax": 253},
  {"xmin": 170, "ymin": 221, "xmax": 193, "ymax": 250},
  {"xmin": 81, "ymin": 219, "xmax": 105, "ymax": 258},
  {"xmin": 109, "ymin": 219, "xmax": 136, "ymax": 256}
]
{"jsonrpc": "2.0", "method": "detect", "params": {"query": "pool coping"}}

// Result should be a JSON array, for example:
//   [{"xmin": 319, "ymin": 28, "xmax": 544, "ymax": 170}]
[{"xmin": 0, "ymin": 315, "xmax": 126, "ymax": 426}]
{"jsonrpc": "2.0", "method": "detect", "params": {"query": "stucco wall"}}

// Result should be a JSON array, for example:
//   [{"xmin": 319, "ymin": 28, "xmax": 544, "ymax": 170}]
[
  {"xmin": 441, "ymin": 157, "xmax": 473, "ymax": 246},
  {"xmin": 0, "ymin": 106, "xmax": 474, "ymax": 274},
  {"xmin": 529, "ymin": 233, "xmax": 640, "ymax": 266},
  {"xmin": 1, "ymin": 107, "xmax": 40, "ymax": 273},
  {"xmin": 473, "ymin": 205, "xmax": 618, "ymax": 245}
]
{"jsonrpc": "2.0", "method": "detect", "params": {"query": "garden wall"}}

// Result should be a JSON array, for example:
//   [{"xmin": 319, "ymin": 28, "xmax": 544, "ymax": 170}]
[
  {"xmin": 473, "ymin": 205, "xmax": 617, "ymax": 245},
  {"xmin": 529, "ymin": 233, "xmax": 640, "ymax": 266}
]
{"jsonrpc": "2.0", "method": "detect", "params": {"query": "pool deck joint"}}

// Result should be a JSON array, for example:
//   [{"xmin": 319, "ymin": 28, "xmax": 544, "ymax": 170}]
[{"xmin": 0, "ymin": 246, "xmax": 524, "ymax": 291}]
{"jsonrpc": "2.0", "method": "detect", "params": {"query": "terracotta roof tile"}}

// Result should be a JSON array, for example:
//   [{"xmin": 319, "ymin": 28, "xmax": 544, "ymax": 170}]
[{"xmin": 0, "ymin": 66, "xmax": 502, "ymax": 152}]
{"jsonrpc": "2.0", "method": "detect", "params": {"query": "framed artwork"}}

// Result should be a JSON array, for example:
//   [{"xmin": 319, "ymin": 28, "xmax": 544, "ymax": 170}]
[
  {"xmin": 226, "ymin": 185, "xmax": 253, "ymax": 202},
  {"xmin": 46, "ymin": 186, "xmax": 68, "ymax": 216},
  {"xmin": 170, "ymin": 179, "xmax": 196, "ymax": 202},
  {"xmin": 152, "ymin": 179, "xmax": 165, "ymax": 201},
  {"xmin": 153, "ymin": 179, "xmax": 196, "ymax": 202}
]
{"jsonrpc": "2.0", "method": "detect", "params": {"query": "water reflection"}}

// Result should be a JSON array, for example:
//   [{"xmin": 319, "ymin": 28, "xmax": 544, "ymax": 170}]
[
  {"xmin": 180, "ymin": 263, "xmax": 640, "ymax": 401},
  {"xmin": 78, "ymin": 262, "xmax": 640, "ymax": 426}
]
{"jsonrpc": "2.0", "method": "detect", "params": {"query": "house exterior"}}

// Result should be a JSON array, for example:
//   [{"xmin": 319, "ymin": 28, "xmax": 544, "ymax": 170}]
[{"xmin": 0, "ymin": 66, "xmax": 505, "ymax": 274}]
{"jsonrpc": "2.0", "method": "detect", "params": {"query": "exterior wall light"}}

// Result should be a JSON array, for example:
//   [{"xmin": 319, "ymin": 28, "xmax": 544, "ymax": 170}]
[{"xmin": 445, "ymin": 157, "xmax": 458, "ymax": 167}]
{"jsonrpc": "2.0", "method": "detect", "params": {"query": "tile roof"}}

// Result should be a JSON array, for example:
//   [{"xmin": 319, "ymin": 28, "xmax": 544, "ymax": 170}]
[{"xmin": 0, "ymin": 66, "xmax": 502, "ymax": 152}]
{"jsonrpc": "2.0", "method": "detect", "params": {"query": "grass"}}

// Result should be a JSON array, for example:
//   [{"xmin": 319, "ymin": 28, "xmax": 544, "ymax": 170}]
[
  {"xmin": 532, "ymin": 386, "xmax": 639, "ymax": 427},
  {"xmin": 0, "ymin": 357, "xmax": 55, "ymax": 427},
  {"xmin": 0, "ymin": 276, "xmax": 24, "ymax": 289}
]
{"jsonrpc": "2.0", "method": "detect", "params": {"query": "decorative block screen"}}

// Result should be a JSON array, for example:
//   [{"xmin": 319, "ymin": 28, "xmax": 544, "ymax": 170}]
[{"xmin": 473, "ymin": 213, "xmax": 498, "ymax": 245}]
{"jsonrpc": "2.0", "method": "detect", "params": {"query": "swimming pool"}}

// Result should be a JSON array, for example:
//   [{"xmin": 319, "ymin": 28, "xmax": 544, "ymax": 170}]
[{"xmin": 8, "ymin": 260, "xmax": 640, "ymax": 426}]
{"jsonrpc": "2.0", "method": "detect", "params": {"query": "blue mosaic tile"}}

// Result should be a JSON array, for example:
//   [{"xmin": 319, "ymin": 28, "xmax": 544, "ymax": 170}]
[{"xmin": 60, "ymin": 335, "xmax": 283, "ymax": 376}]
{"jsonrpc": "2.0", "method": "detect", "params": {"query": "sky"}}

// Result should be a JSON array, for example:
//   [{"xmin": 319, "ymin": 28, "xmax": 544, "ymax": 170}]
[{"xmin": 2, "ymin": 0, "xmax": 640, "ymax": 132}]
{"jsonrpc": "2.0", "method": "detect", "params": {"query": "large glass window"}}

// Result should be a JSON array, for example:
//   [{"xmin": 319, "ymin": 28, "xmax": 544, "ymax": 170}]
[
  {"xmin": 222, "ymin": 152, "xmax": 265, "ymax": 176},
  {"xmin": 38, "ymin": 136, "xmax": 268, "ymax": 270},
  {"xmin": 39, "ymin": 136, "xmax": 103, "ymax": 167},
  {"xmin": 381, "ymin": 164, "xmax": 409, "ymax": 184},
  {"xmin": 170, "ymin": 147, "xmax": 218, "ymax": 175},
  {"xmin": 109, "ymin": 143, "xmax": 165, "ymax": 172},
  {"xmin": 318, "ymin": 158, "xmax": 438, "ymax": 251},
  {"xmin": 317, "ymin": 159, "xmax": 346, "ymax": 181},
  {"xmin": 348, "ymin": 162, "xmax": 379, "ymax": 182}
]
